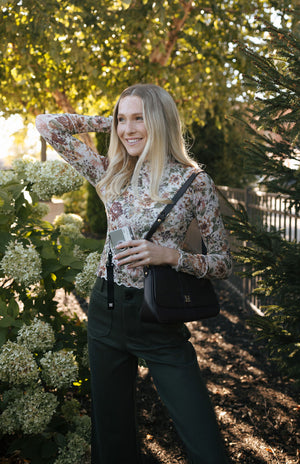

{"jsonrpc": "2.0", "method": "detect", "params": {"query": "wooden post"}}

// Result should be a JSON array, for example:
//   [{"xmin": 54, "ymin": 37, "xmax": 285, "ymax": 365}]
[{"xmin": 40, "ymin": 135, "xmax": 47, "ymax": 162}]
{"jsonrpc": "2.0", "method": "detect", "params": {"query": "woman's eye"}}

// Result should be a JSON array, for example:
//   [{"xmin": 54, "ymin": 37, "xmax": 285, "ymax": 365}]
[
  {"xmin": 117, "ymin": 117, "xmax": 125, "ymax": 123},
  {"xmin": 136, "ymin": 116, "xmax": 143, "ymax": 121}
]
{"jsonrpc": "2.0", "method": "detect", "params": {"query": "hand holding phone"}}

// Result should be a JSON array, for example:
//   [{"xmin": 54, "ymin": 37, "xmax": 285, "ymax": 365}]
[{"xmin": 109, "ymin": 226, "xmax": 134, "ymax": 250}]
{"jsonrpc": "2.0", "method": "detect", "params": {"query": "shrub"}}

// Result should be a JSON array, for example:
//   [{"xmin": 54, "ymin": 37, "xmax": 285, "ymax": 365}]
[{"xmin": 0, "ymin": 156, "xmax": 104, "ymax": 462}]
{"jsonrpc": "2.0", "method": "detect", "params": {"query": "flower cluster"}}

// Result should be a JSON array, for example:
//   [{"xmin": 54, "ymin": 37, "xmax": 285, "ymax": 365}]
[
  {"xmin": 0, "ymin": 241, "xmax": 42, "ymax": 286},
  {"xmin": 74, "ymin": 251, "xmax": 101, "ymax": 296},
  {"xmin": 17, "ymin": 318, "xmax": 55, "ymax": 352},
  {"xmin": 73, "ymin": 244, "xmax": 87, "ymax": 261},
  {"xmin": 0, "ymin": 341, "xmax": 39, "ymax": 385},
  {"xmin": 0, "ymin": 322, "xmax": 83, "ymax": 437},
  {"xmin": 0, "ymin": 386, "xmax": 58, "ymax": 435},
  {"xmin": 54, "ymin": 213, "xmax": 84, "ymax": 240},
  {"xmin": 30, "ymin": 202, "xmax": 50, "ymax": 219},
  {"xmin": 54, "ymin": 411, "xmax": 91, "ymax": 464},
  {"xmin": 0, "ymin": 169, "xmax": 17, "ymax": 186},
  {"xmin": 54, "ymin": 213, "xmax": 83, "ymax": 229},
  {"xmin": 40, "ymin": 350, "xmax": 79, "ymax": 389},
  {"xmin": 81, "ymin": 344, "xmax": 89, "ymax": 368},
  {"xmin": 53, "ymin": 432, "xmax": 90, "ymax": 464},
  {"xmin": 12, "ymin": 155, "xmax": 38, "ymax": 179},
  {"xmin": 59, "ymin": 223, "xmax": 84, "ymax": 240},
  {"xmin": 13, "ymin": 157, "xmax": 84, "ymax": 200}
]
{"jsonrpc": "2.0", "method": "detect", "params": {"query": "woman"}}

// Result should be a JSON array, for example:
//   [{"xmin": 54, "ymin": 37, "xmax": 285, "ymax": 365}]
[{"xmin": 36, "ymin": 83, "xmax": 232, "ymax": 464}]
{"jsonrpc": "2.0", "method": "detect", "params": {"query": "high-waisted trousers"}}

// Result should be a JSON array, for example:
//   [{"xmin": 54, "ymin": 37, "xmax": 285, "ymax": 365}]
[{"xmin": 88, "ymin": 277, "xmax": 228, "ymax": 464}]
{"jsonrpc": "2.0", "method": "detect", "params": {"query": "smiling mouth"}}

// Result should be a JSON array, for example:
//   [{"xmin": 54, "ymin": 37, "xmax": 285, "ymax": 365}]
[{"xmin": 126, "ymin": 138, "xmax": 142, "ymax": 144}]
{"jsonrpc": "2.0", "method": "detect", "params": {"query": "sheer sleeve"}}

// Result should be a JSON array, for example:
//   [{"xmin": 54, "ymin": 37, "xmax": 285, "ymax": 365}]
[
  {"xmin": 174, "ymin": 172, "xmax": 232, "ymax": 279},
  {"xmin": 35, "ymin": 113, "xmax": 112, "ymax": 186}
]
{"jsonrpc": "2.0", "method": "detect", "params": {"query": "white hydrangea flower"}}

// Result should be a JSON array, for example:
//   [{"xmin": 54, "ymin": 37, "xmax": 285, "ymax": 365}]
[
  {"xmin": 0, "ymin": 386, "xmax": 58, "ymax": 435},
  {"xmin": 17, "ymin": 387, "xmax": 58, "ymax": 435},
  {"xmin": 74, "ymin": 252, "xmax": 101, "ymax": 296},
  {"xmin": 73, "ymin": 244, "xmax": 87, "ymax": 262},
  {"xmin": 54, "ymin": 213, "xmax": 83, "ymax": 229},
  {"xmin": 17, "ymin": 318, "xmax": 55, "ymax": 353},
  {"xmin": 0, "ymin": 340, "xmax": 39, "ymax": 385},
  {"xmin": 26, "ymin": 160, "xmax": 83, "ymax": 200},
  {"xmin": 54, "ymin": 432, "xmax": 89, "ymax": 464},
  {"xmin": 74, "ymin": 414, "xmax": 91, "ymax": 443},
  {"xmin": 12, "ymin": 156, "xmax": 38, "ymax": 180},
  {"xmin": 2, "ymin": 387, "xmax": 23, "ymax": 407},
  {"xmin": 0, "ymin": 401, "xmax": 20, "ymax": 434},
  {"xmin": 0, "ymin": 169, "xmax": 18, "ymax": 186},
  {"xmin": 30, "ymin": 202, "xmax": 50, "ymax": 219},
  {"xmin": 81, "ymin": 344, "xmax": 89, "ymax": 369},
  {"xmin": 40, "ymin": 350, "xmax": 79, "ymax": 390},
  {"xmin": 58, "ymin": 223, "xmax": 84, "ymax": 240},
  {"xmin": 0, "ymin": 241, "xmax": 42, "ymax": 286}
]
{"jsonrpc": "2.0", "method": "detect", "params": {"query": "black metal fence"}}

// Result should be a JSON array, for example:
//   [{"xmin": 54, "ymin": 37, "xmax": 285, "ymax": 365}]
[{"xmin": 217, "ymin": 186, "xmax": 300, "ymax": 313}]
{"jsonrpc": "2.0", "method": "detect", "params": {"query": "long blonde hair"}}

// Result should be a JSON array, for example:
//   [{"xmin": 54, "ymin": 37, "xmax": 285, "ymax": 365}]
[{"xmin": 96, "ymin": 83, "xmax": 198, "ymax": 202}]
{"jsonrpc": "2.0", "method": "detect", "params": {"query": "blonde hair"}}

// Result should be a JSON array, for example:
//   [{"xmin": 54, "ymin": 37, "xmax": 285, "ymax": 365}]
[{"xmin": 96, "ymin": 83, "xmax": 198, "ymax": 202}]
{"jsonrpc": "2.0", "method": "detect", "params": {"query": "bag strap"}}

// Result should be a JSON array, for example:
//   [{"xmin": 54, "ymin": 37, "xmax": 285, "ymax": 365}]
[{"xmin": 144, "ymin": 171, "xmax": 200, "ymax": 241}]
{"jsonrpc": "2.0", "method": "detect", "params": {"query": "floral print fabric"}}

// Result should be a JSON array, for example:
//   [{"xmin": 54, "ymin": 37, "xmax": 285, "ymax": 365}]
[{"xmin": 36, "ymin": 113, "xmax": 232, "ymax": 289}]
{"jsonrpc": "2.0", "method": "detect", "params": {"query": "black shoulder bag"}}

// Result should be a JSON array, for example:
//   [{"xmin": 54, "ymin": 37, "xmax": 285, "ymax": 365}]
[{"xmin": 140, "ymin": 172, "xmax": 220, "ymax": 324}]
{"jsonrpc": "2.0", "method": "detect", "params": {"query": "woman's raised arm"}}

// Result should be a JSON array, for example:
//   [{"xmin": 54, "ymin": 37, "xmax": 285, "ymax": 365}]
[{"xmin": 36, "ymin": 113, "xmax": 112, "ymax": 186}]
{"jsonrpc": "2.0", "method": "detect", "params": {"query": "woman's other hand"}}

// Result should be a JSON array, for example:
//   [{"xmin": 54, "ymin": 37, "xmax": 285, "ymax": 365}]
[{"xmin": 115, "ymin": 240, "xmax": 180, "ymax": 268}]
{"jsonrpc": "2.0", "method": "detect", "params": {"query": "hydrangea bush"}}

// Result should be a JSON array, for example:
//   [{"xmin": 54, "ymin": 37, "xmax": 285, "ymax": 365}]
[
  {"xmin": 75, "ymin": 251, "xmax": 101, "ymax": 296},
  {"xmin": 0, "ymin": 156, "xmax": 104, "ymax": 340},
  {"xmin": 0, "ymin": 241, "xmax": 43, "ymax": 287},
  {"xmin": 0, "ymin": 318, "xmax": 90, "ymax": 463},
  {"xmin": 0, "ymin": 158, "xmax": 104, "ymax": 463},
  {"xmin": 12, "ymin": 156, "xmax": 84, "ymax": 200}
]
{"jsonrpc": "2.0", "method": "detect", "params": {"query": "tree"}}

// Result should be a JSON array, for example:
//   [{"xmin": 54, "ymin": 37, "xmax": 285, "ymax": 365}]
[
  {"xmin": 189, "ymin": 105, "xmax": 254, "ymax": 187},
  {"xmin": 0, "ymin": 0, "xmax": 280, "ymax": 127},
  {"xmin": 228, "ymin": 17, "xmax": 300, "ymax": 384}
]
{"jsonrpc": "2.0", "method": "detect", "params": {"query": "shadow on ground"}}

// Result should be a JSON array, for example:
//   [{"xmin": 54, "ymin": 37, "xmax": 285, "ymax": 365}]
[{"xmin": 136, "ymin": 282, "xmax": 300, "ymax": 464}]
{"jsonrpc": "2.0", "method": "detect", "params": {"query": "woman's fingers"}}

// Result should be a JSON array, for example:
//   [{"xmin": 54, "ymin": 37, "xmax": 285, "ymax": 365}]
[
  {"xmin": 115, "ymin": 240, "xmax": 161, "ymax": 267},
  {"xmin": 114, "ymin": 239, "xmax": 179, "ymax": 268}
]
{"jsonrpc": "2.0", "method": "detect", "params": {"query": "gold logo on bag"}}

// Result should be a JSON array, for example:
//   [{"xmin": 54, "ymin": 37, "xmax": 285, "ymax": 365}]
[{"xmin": 184, "ymin": 295, "xmax": 191, "ymax": 303}]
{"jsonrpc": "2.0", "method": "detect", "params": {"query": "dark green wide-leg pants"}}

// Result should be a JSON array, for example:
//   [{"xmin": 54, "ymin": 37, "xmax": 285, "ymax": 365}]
[{"xmin": 88, "ymin": 278, "xmax": 228, "ymax": 464}]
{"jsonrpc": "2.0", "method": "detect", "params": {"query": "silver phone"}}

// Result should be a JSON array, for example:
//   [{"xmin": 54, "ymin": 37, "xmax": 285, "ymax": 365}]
[{"xmin": 109, "ymin": 226, "xmax": 134, "ymax": 250}]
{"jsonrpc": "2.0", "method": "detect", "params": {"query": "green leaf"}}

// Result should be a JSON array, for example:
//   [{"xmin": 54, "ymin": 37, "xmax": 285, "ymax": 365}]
[
  {"xmin": 0, "ymin": 298, "xmax": 8, "ymax": 316},
  {"xmin": 0, "ymin": 231, "xmax": 12, "ymax": 253},
  {"xmin": 0, "ymin": 213, "xmax": 14, "ymax": 225},
  {"xmin": 59, "ymin": 253, "xmax": 81, "ymax": 267},
  {"xmin": 4, "ymin": 182, "xmax": 24, "ymax": 198},
  {"xmin": 0, "ymin": 327, "xmax": 8, "ymax": 347},
  {"xmin": 0, "ymin": 315, "xmax": 21, "ymax": 328},
  {"xmin": 75, "ymin": 237, "xmax": 104, "ymax": 252},
  {"xmin": 7, "ymin": 298, "xmax": 19, "ymax": 318},
  {"xmin": 42, "ymin": 259, "xmax": 63, "ymax": 275},
  {"xmin": 40, "ymin": 242, "xmax": 58, "ymax": 259},
  {"xmin": 62, "ymin": 269, "xmax": 80, "ymax": 283},
  {"xmin": 41, "ymin": 440, "xmax": 58, "ymax": 459}
]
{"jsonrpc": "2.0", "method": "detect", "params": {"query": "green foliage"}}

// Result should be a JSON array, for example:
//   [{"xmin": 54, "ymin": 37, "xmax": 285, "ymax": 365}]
[
  {"xmin": 228, "ymin": 19, "xmax": 300, "ymax": 384},
  {"xmin": 0, "ymin": 318, "xmax": 91, "ymax": 464},
  {"xmin": 0, "ymin": 0, "xmax": 278, "ymax": 124},
  {"xmin": 63, "ymin": 182, "xmax": 89, "ymax": 227},
  {"xmin": 190, "ymin": 107, "xmax": 255, "ymax": 187},
  {"xmin": 86, "ymin": 182, "xmax": 107, "ymax": 237},
  {"xmin": 63, "ymin": 132, "xmax": 109, "ymax": 237},
  {"xmin": 238, "ymin": 20, "xmax": 300, "ymax": 204},
  {"xmin": 0, "ymin": 161, "xmax": 103, "ymax": 461}
]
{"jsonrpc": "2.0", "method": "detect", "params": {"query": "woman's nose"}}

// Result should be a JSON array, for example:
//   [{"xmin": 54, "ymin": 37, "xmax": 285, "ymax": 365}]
[{"xmin": 124, "ymin": 120, "xmax": 136, "ymax": 133}]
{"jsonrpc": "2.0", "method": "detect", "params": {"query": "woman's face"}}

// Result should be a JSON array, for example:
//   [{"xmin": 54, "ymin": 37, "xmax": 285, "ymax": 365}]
[{"xmin": 117, "ymin": 96, "xmax": 148, "ymax": 157}]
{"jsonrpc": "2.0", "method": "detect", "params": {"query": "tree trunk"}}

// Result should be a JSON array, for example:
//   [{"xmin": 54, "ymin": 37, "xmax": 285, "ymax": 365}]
[
  {"xmin": 150, "ymin": 1, "xmax": 193, "ymax": 66},
  {"xmin": 40, "ymin": 135, "xmax": 47, "ymax": 162}
]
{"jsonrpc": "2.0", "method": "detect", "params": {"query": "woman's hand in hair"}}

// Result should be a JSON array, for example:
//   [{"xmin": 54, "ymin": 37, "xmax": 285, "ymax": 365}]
[{"xmin": 115, "ymin": 240, "xmax": 180, "ymax": 269}]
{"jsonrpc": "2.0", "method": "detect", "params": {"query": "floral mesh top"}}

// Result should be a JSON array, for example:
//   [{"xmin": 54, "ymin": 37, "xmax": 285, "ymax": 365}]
[{"xmin": 36, "ymin": 113, "xmax": 232, "ymax": 289}]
